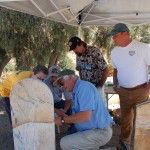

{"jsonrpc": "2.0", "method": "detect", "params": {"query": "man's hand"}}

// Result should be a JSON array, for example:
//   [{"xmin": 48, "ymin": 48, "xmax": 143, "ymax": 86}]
[
  {"xmin": 96, "ymin": 67, "xmax": 109, "ymax": 88},
  {"xmin": 59, "ymin": 109, "xmax": 68, "ymax": 116},
  {"xmin": 113, "ymin": 85, "xmax": 121, "ymax": 93},
  {"xmin": 145, "ymin": 82, "xmax": 150, "ymax": 93},
  {"xmin": 55, "ymin": 117, "xmax": 62, "ymax": 126},
  {"xmin": 55, "ymin": 108, "xmax": 68, "ymax": 117}
]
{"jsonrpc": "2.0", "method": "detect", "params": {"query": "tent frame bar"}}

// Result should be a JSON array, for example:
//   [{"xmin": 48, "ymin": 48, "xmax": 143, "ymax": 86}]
[
  {"xmin": 30, "ymin": 0, "xmax": 46, "ymax": 17},
  {"xmin": 49, "ymin": 0, "xmax": 68, "ymax": 22},
  {"xmin": 46, "ymin": 7, "xmax": 70, "ymax": 17}
]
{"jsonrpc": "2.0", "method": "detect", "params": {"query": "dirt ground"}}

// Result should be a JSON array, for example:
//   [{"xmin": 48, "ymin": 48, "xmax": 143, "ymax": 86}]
[
  {"xmin": 0, "ymin": 100, "xmax": 120, "ymax": 150},
  {"xmin": 0, "ymin": 100, "xmax": 14, "ymax": 150}
]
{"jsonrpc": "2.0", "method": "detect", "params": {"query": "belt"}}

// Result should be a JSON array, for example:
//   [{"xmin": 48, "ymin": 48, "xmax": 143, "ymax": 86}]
[{"xmin": 121, "ymin": 82, "xmax": 147, "ymax": 91}]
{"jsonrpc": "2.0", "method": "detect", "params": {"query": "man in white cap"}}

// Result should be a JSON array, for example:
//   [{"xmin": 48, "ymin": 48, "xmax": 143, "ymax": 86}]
[{"xmin": 44, "ymin": 65, "xmax": 72, "ymax": 116}]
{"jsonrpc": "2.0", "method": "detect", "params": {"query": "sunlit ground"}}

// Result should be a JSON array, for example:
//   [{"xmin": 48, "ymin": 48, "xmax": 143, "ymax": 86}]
[{"xmin": 106, "ymin": 76, "xmax": 120, "ymax": 110}]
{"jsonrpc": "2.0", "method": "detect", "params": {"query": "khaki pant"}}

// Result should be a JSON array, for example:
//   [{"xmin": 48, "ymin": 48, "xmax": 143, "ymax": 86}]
[
  {"xmin": 116, "ymin": 85, "xmax": 149, "ymax": 143},
  {"xmin": 60, "ymin": 126, "xmax": 112, "ymax": 150}
]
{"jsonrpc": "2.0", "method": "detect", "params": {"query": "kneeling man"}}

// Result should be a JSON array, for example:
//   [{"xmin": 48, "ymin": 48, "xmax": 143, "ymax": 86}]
[{"xmin": 55, "ymin": 69, "xmax": 113, "ymax": 150}]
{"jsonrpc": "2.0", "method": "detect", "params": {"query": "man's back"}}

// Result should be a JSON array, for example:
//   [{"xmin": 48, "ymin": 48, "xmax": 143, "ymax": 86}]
[
  {"xmin": 76, "ymin": 46, "xmax": 107, "ymax": 86},
  {"xmin": 72, "ymin": 79, "xmax": 112, "ymax": 131}
]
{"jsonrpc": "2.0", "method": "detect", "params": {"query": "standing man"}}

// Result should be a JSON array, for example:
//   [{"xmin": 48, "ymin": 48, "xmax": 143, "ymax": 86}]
[
  {"xmin": 68, "ymin": 36, "xmax": 109, "ymax": 106},
  {"xmin": 55, "ymin": 69, "xmax": 113, "ymax": 150},
  {"xmin": 108, "ymin": 23, "xmax": 150, "ymax": 149}
]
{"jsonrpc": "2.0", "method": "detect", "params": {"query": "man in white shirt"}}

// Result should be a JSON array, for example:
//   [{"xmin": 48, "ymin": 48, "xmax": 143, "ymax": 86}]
[{"xmin": 108, "ymin": 23, "xmax": 150, "ymax": 149}]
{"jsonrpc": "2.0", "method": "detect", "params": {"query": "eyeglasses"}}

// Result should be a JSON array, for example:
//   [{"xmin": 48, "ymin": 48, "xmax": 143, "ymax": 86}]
[
  {"xmin": 37, "ymin": 77, "xmax": 44, "ymax": 81},
  {"xmin": 58, "ymin": 80, "xmax": 64, "ymax": 87},
  {"xmin": 51, "ymin": 68, "xmax": 59, "ymax": 74}
]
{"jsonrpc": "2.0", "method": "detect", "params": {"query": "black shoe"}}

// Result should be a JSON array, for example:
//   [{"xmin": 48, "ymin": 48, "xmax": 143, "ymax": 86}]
[{"xmin": 118, "ymin": 140, "xmax": 130, "ymax": 150}]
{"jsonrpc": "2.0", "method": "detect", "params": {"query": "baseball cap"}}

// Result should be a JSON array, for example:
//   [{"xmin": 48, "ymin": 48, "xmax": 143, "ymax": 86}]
[
  {"xmin": 54, "ymin": 69, "xmax": 75, "ymax": 86},
  {"xmin": 107, "ymin": 23, "xmax": 129, "ymax": 37},
  {"xmin": 68, "ymin": 36, "xmax": 82, "ymax": 50},
  {"xmin": 48, "ymin": 65, "xmax": 61, "ymax": 77}
]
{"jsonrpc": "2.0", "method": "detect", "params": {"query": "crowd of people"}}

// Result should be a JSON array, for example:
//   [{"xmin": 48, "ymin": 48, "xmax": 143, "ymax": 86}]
[{"xmin": 0, "ymin": 23, "xmax": 150, "ymax": 150}]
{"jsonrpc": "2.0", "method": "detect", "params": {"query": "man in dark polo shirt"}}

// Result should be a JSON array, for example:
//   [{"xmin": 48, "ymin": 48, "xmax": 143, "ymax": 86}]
[{"xmin": 68, "ymin": 36, "xmax": 109, "ymax": 106}]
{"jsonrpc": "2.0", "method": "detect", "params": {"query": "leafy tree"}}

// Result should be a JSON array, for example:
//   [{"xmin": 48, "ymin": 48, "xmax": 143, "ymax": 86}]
[
  {"xmin": 130, "ymin": 25, "xmax": 150, "ymax": 43},
  {"xmin": 0, "ymin": 7, "xmax": 77, "ymax": 76},
  {"xmin": 80, "ymin": 26, "xmax": 112, "ymax": 63}
]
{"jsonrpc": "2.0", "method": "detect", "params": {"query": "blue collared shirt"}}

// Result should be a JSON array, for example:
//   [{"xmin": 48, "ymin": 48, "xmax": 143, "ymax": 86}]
[{"xmin": 72, "ymin": 79, "xmax": 113, "ymax": 131}]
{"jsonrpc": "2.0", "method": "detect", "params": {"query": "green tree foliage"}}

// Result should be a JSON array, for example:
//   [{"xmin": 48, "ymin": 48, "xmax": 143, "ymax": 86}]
[
  {"xmin": 0, "ymin": 7, "xmax": 77, "ymax": 76},
  {"xmin": 46, "ymin": 22, "xmax": 77, "ymax": 67},
  {"xmin": 58, "ymin": 52, "xmax": 75, "ymax": 70},
  {"xmin": 130, "ymin": 25, "xmax": 150, "ymax": 43},
  {"xmin": 81, "ymin": 26, "xmax": 112, "ymax": 63}
]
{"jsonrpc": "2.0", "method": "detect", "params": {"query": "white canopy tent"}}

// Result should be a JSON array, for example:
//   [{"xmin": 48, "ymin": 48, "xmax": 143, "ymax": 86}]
[{"xmin": 0, "ymin": 0, "xmax": 150, "ymax": 27}]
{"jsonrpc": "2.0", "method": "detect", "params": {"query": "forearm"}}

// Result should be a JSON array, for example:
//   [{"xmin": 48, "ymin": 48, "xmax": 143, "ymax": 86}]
[
  {"xmin": 63, "ymin": 111, "xmax": 91, "ymax": 124},
  {"xmin": 97, "ymin": 67, "xmax": 109, "ymax": 88},
  {"xmin": 54, "ymin": 108, "xmax": 60, "ymax": 114},
  {"xmin": 64, "ymin": 100, "xmax": 71, "ymax": 112}
]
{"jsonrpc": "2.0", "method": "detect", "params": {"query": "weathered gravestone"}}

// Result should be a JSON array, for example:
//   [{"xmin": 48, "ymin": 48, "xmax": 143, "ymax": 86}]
[
  {"xmin": 133, "ymin": 100, "xmax": 150, "ymax": 150},
  {"xmin": 10, "ymin": 78, "xmax": 55, "ymax": 150}
]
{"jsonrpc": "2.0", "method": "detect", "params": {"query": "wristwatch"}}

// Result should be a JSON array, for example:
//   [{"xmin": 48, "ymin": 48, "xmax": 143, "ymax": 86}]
[{"xmin": 61, "ymin": 117, "xmax": 65, "ymax": 123}]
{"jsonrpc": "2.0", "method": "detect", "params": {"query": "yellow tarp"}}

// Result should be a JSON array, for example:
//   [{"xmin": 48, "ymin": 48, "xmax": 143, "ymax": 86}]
[{"xmin": 0, "ymin": 71, "xmax": 32, "ymax": 97}]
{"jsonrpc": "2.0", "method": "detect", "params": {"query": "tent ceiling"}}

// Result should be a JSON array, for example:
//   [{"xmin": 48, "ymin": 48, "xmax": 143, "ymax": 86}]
[{"xmin": 0, "ymin": 0, "xmax": 150, "ymax": 26}]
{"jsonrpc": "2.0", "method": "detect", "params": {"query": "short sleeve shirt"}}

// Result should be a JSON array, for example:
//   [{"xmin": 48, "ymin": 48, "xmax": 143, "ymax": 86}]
[
  {"xmin": 111, "ymin": 40, "xmax": 150, "ymax": 87},
  {"xmin": 76, "ymin": 46, "xmax": 107, "ymax": 86},
  {"xmin": 72, "ymin": 79, "xmax": 113, "ymax": 131}
]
